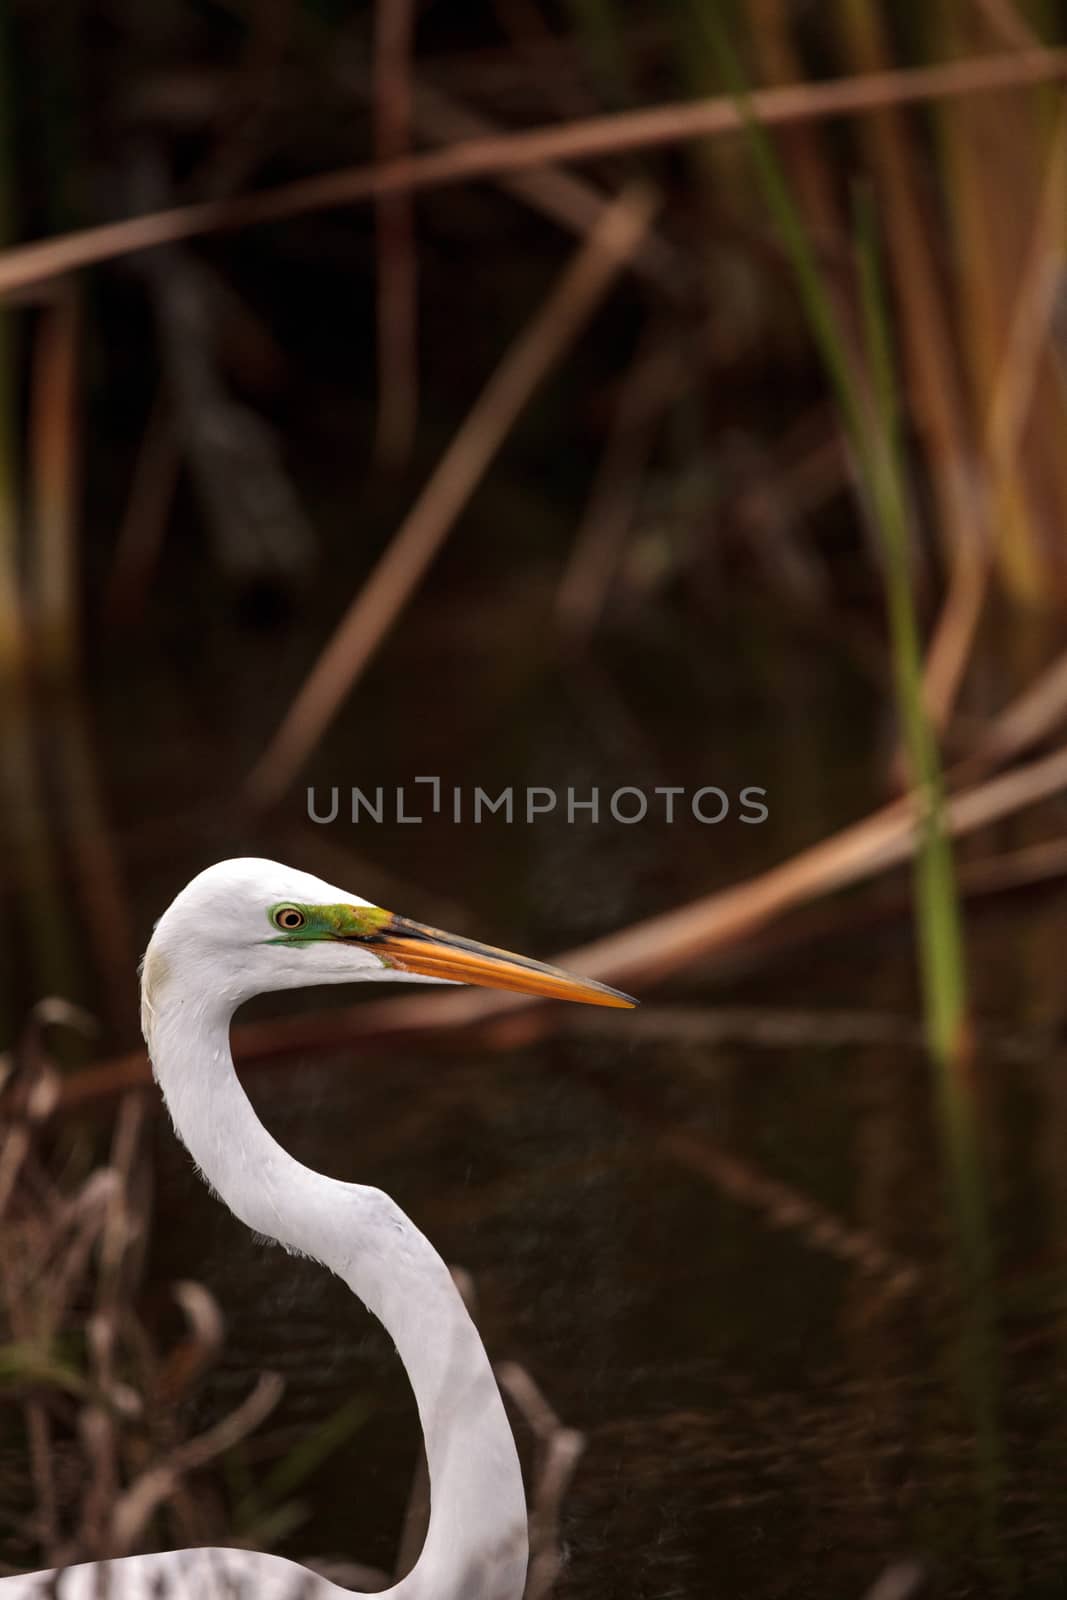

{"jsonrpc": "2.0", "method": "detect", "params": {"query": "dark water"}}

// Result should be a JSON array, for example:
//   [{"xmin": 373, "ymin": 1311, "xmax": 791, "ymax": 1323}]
[{"xmin": 5, "ymin": 572, "xmax": 1067, "ymax": 1598}]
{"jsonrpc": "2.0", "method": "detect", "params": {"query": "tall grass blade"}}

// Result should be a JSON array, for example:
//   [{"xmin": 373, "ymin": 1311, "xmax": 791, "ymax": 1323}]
[
  {"xmin": 697, "ymin": 8, "xmax": 970, "ymax": 1075},
  {"xmin": 853, "ymin": 204, "xmax": 969, "ymax": 1077}
]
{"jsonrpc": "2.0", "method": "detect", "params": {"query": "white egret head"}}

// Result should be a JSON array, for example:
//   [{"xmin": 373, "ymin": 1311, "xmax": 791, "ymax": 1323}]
[{"xmin": 143, "ymin": 856, "xmax": 636, "ymax": 1016}]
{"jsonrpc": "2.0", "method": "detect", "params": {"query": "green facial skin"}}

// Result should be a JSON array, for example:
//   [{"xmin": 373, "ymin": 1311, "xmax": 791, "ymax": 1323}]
[{"xmin": 265, "ymin": 902, "xmax": 393, "ymax": 945}]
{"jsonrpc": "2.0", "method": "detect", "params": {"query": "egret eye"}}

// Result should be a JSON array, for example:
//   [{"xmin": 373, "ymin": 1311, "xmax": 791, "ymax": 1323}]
[{"xmin": 272, "ymin": 905, "xmax": 306, "ymax": 931}]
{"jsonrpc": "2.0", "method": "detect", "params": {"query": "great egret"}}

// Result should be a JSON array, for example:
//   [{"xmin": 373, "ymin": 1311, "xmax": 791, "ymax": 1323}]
[{"xmin": 2, "ymin": 859, "xmax": 635, "ymax": 1599}]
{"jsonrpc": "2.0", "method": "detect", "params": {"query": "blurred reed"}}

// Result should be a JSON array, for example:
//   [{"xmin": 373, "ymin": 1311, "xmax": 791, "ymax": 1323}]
[
  {"xmin": 0, "ymin": 8, "xmax": 20, "ymax": 675},
  {"xmin": 30, "ymin": 288, "xmax": 80, "ymax": 679},
  {"xmin": 853, "ymin": 208, "xmax": 970, "ymax": 1078},
  {"xmin": 699, "ymin": 3, "xmax": 975, "ymax": 1179},
  {"xmin": 5, "ymin": 2, "xmax": 1067, "ymax": 1584},
  {"xmin": 932, "ymin": 3, "xmax": 1067, "ymax": 606},
  {"xmin": 0, "ymin": 1010, "xmax": 371, "ymax": 1575}
]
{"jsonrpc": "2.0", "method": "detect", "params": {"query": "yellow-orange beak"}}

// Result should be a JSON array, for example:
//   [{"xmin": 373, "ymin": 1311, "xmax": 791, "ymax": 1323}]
[{"xmin": 371, "ymin": 914, "xmax": 637, "ymax": 1009}]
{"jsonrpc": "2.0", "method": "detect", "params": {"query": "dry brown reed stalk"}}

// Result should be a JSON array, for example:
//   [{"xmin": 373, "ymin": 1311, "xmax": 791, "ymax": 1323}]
[
  {"xmin": 658, "ymin": 1123, "xmax": 918, "ymax": 1297},
  {"xmin": 566, "ymin": 994, "xmax": 1067, "ymax": 1066},
  {"xmin": 0, "ymin": 1017, "xmax": 117, "ymax": 1568},
  {"xmin": 49, "ymin": 696, "xmax": 141, "ymax": 1040},
  {"xmin": 515, "ymin": 738, "xmax": 1067, "ymax": 996},
  {"xmin": 984, "ymin": 99, "xmax": 1067, "ymax": 482},
  {"xmin": 496, "ymin": 1362, "xmax": 585, "ymax": 1600},
  {"xmin": 0, "ymin": 1003, "xmax": 80, "ymax": 1215},
  {"xmin": 545, "ymin": 1022, "xmax": 919, "ymax": 1296},
  {"xmin": 747, "ymin": 0, "xmax": 844, "ymax": 241},
  {"xmin": 0, "ymin": 48, "xmax": 1064, "ymax": 297},
  {"xmin": 936, "ymin": 14, "xmax": 1067, "ymax": 604},
  {"xmin": 568, "ymin": 1003, "xmax": 928, "ymax": 1053},
  {"xmin": 915, "ymin": 507, "xmax": 989, "ymax": 750},
  {"xmin": 103, "ymin": 389, "xmax": 180, "ymax": 627},
  {"xmin": 0, "ymin": 1009, "xmax": 294, "ymax": 1576},
  {"xmin": 738, "ymin": 5, "xmax": 902, "ymax": 608},
  {"xmin": 246, "ymin": 181, "xmax": 658, "ymax": 807},
  {"xmin": 860, "ymin": 1560, "xmax": 928, "ymax": 1600},
  {"xmin": 66, "ymin": 733, "xmax": 1067, "ymax": 1111},
  {"xmin": 106, "ymin": 1372, "xmax": 284, "ymax": 1557},
  {"xmin": 0, "ymin": 1017, "xmax": 67, "ymax": 1568},
  {"xmin": 0, "ymin": 488, "xmax": 20, "ymax": 670},
  {"xmin": 974, "ymin": 0, "xmax": 1042, "ymax": 52},
  {"xmin": 406, "ymin": 76, "xmax": 684, "ymax": 294},
  {"xmin": 0, "ymin": 679, "xmax": 83, "ymax": 1000},
  {"xmin": 684, "ymin": 826, "xmax": 1067, "ymax": 1004},
  {"xmin": 554, "ymin": 326, "xmax": 679, "ymax": 641},
  {"xmin": 93, "ymin": 1093, "xmax": 149, "ymax": 1322},
  {"xmin": 29, "ymin": 285, "xmax": 80, "ymax": 677},
  {"xmin": 28, "ymin": 307, "xmax": 139, "ymax": 1028},
  {"xmin": 70, "ymin": 1092, "xmax": 152, "ymax": 1561},
  {"xmin": 373, "ymin": 0, "xmax": 419, "ymax": 467},
  {"xmin": 963, "ymin": 649, "xmax": 1067, "ymax": 774},
  {"xmin": 833, "ymin": 3, "xmax": 985, "ymax": 734},
  {"xmin": 956, "ymin": 834, "xmax": 1067, "ymax": 898},
  {"xmin": 922, "ymin": 89, "xmax": 1067, "ymax": 739},
  {"xmin": 153, "ymin": 1282, "xmax": 226, "ymax": 1408},
  {"xmin": 0, "ymin": 49, "xmax": 19, "ymax": 677},
  {"xmin": 8, "ymin": 289, "xmax": 117, "ymax": 1032},
  {"xmin": 332, "ymin": 34, "xmax": 683, "ymax": 291},
  {"xmin": 30, "ymin": 290, "xmax": 137, "ymax": 1032}
]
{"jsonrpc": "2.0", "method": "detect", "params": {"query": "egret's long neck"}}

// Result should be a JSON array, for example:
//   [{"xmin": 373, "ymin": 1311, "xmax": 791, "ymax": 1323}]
[{"xmin": 144, "ymin": 965, "xmax": 528, "ymax": 1600}]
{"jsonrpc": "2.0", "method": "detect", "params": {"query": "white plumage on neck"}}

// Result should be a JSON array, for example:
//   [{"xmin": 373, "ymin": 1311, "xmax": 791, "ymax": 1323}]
[
  {"xmin": 147, "ymin": 977, "xmax": 528, "ymax": 1600},
  {"xmin": 1, "ymin": 860, "xmax": 529, "ymax": 1599}
]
